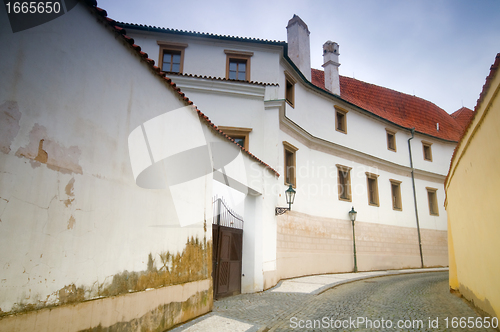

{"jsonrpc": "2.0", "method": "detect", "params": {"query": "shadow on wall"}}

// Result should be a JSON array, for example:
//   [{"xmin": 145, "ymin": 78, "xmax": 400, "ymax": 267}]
[{"xmin": 3, "ymin": 236, "xmax": 212, "ymax": 317}]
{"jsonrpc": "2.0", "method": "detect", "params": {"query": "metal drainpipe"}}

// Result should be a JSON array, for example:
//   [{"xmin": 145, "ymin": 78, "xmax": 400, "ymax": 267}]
[{"xmin": 408, "ymin": 128, "xmax": 424, "ymax": 268}]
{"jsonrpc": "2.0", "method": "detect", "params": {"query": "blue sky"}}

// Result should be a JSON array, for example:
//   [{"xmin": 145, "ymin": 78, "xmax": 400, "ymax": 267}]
[{"xmin": 97, "ymin": 0, "xmax": 500, "ymax": 114}]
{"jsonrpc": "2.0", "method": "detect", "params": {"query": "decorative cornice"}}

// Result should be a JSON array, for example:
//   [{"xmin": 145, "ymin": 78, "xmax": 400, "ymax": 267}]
[
  {"xmin": 278, "ymin": 106, "xmax": 446, "ymax": 183},
  {"xmin": 171, "ymin": 75, "xmax": 267, "ymax": 99}
]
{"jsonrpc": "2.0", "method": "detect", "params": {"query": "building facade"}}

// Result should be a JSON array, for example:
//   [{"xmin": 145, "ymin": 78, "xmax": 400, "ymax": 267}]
[{"xmin": 122, "ymin": 15, "xmax": 468, "ymax": 286}]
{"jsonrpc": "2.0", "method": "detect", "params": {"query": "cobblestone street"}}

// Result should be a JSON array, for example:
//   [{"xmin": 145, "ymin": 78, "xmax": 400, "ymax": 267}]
[{"xmin": 171, "ymin": 271, "xmax": 497, "ymax": 331}]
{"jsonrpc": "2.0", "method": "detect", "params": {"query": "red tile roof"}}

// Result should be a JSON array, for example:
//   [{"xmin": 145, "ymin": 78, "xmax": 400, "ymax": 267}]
[
  {"xmin": 311, "ymin": 69, "xmax": 464, "ymax": 142},
  {"xmin": 88, "ymin": 3, "xmax": 279, "ymax": 177},
  {"xmin": 450, "ymin": 107, "xmax": 474, "ymax": 130},
  {"xmin": 475, "ymin": 53, "xmax": 500, "ymax": 112}
]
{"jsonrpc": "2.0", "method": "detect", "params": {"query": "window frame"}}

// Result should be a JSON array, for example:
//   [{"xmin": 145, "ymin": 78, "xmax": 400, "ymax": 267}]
[
  {"xmin": 336, "ymin": 164, "xmax": 352, "ymax": 202},
  {"xmin": 422, "ymin": 141, "xmax": 433, "ymax": 161},
  {"xmin": 386, "ymin": 129, "xmax": 397, "ymax": 152},
  {"xmin": 157, "ymin": 41, "xmax": 187, "ymax": 74},
  {"xmin": 426, "ymin": 187, "xmax": 439, "ymax": 216},
  {"xmin": 390, "ymin": 179, "xmax": 402, "ymax": 211},
  {"xmin": 334, "ymin": 106, "xmax": 348, "ymax": 134},
  {"xmin": 284, "ymin": 71, "xmax": 296, "ymax": 108},
  {"xmin": 283, "ymin": 141, "xmax": 298, "ymax": 187},
  {"xmin": 366, "ymin": 172, "xmax": 380, "ymax": 207},
  {"xmin": 217, "ymin": 126, "xmax": 252, "ymax": 150},
  {"xmin": 225, "ymin": 50, "xmax": 253, "ymax": 81}
]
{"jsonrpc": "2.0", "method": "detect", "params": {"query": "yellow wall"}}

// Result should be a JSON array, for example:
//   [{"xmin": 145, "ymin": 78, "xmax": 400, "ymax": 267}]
[{"xmin": 445, "ymin": 55, "xmax": 500, "ymax": 319}]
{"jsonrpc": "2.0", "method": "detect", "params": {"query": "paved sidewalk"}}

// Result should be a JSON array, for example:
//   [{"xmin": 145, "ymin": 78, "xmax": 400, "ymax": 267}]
[{"xmin": 169, "ymin": 267, "xmax": 448, "ymax": 331}]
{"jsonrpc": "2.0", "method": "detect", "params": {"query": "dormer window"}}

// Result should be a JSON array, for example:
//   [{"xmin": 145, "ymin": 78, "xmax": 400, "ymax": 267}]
[
  {"xmin": 225, "ymin": 50, "xmax": 253, "ymax": 81},
  {"xmin": 157, "ymin": 41, "xmax": 187, "ymax": 74}
]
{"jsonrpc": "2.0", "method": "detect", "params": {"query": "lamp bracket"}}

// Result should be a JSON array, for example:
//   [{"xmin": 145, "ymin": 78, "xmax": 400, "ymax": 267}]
[{"xmin": 275, "ymin": 207, "xmax": 290, "ymax": 216}]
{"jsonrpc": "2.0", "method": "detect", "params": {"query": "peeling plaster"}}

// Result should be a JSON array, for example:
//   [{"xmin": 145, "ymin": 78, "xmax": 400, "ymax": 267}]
[
  {"xmin": 65, "ymin": 178, "xmax": 75, "ymax": 196},
  {"xmin": 0, "ymin": 101, "xmax": 22, "ymax": 154},
  {"xmin": 1, "ymin": 236, "xmax": 212, "ymax": 317},
  {"xmin": 15, "ymin": 124, "xmax": 83, "ymax": 174},
  {"xmin": 67, "ymin": 216, "xmax": 76, "ymax": 229},
  {"xmin": 79, "ymin": 289, "xmax": 211, "ymax": 332}
]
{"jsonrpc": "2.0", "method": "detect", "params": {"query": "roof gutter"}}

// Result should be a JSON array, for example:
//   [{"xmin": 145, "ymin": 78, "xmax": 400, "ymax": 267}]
[{"xmin": 408, "ymin": 127, "xmax": 424, "ymax": 268}]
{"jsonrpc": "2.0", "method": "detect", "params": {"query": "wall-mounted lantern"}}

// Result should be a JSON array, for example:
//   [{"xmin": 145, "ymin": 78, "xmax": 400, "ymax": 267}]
[
  {"xmin": 349, "ymin": 206, "xmax": 358, "ymax": 273},
  {"xmin": 275, "ymin": 184, "xmax": 296, "ymax": 215}
]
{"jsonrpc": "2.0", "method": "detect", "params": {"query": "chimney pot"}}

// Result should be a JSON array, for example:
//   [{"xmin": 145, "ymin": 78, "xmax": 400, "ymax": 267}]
[{"xmin": 322, "ymin": 41, "xmax": 341, "ymax": 95}]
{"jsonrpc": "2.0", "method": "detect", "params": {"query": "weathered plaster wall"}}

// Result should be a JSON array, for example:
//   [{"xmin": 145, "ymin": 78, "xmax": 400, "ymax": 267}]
[
  {"xmin": 0, "ymin": 279, "xmax": 211, "ymax": 332},
  {"xmin": 445, "ymin": 55, "xmax": 500, "ymax": 319},
  {"xmin": 0, "ymin": 2, "xmax": 220, "ymax": 330}
]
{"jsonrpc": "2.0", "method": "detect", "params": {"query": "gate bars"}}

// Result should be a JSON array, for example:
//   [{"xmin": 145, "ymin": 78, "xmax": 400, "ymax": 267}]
[{"xmin": 212, "ymin": 196, "xmax": 244, "ymax": 230}]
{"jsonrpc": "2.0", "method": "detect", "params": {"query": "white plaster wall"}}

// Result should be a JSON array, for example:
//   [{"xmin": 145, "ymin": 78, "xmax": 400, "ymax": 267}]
[
  {"xmin": 283, "ymin": 75, "xmax": 455, "ymax": 176},
  {"xmin": 126, "ymin": 30, "xmax": 282, "ymax": 84},
  {"xmin": 176, "ymin": 91, "xmax": 266, "ymax": 153},
  {"xmin": 411, "ymin": 136, "xmax": 456, "ymax": 176},
  {"xmin": 0, "ymin": 4, "xmax": 213, "ymax": 313},
  {"xmin": 414, "ymin": 178, "xmax": 448, "ymax": 231},
  {"xmin": 277, "ymin": 130, "xmax": 448, "ymax": 232}
]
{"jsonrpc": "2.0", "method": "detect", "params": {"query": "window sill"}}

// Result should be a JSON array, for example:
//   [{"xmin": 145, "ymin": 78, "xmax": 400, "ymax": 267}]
[{"xmin": 335, "ymin": 128, "xmax": 347, "ymax": 134}]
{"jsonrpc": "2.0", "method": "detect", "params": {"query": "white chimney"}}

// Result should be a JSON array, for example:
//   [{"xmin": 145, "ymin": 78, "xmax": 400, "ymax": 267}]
[
  {"xmin": 286, "ymin": 15, "xmax": 311, "ymax": 81},
  {"xmin": 322, "ymin": 41, "xmax": 340, "ymax": 95}
]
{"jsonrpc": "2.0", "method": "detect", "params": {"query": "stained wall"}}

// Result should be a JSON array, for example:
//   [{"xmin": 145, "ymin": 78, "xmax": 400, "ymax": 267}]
[{"xmin": 0, "ymin": 3, "xmax": 216, "ymax": 330}]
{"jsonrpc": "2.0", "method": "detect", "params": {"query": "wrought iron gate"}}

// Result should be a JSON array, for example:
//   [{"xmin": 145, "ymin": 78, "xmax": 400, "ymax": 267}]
[{"xmin": 212, "ymin": 197, "xmax": 243, "ymax": 300}]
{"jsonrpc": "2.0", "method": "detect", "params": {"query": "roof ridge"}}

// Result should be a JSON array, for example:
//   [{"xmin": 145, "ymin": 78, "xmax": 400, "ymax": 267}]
[
  {"xmin": 475, "ymin": 53, "xmax": 500, "ymax": 112},
  {"xmin": 451, "ymin": 106, "xmax": 472, "ymax": 118},
  {"xmin": 115, "ymin": 21, "xmax": 286, "ymax": 44}
]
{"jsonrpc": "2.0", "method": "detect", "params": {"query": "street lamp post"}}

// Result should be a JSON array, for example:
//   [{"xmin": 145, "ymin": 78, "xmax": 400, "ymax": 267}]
[
  {"xmin": 275, "ymin": 184, "xmax": 296, "ymax": 215},
  {"xmin": 349, "ymin": 206, "xmax": 358, "ymax": 273}
]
